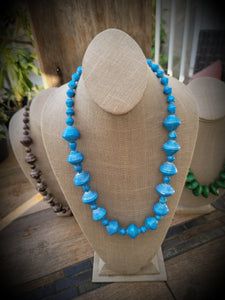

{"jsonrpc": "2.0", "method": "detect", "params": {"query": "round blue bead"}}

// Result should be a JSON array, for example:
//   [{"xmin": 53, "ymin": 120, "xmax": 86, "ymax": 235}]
[
  {"xmin": 66, "ymin": 89, "xmax": 75, "ymax": 98},
  {"xmin": 92, "ymin": 207, "xmax": 107, "ymax": 221},
  {"xmin": 163, "ymin": 176, "xmax": 171, "ymax": 183},
  {"xmin": 146, "ymin": 58, "xmax": 152, "ymax": 67},
  {"xmin": 76, "ymin": 66, "xmax": 83, "ymax": 76},
  {"xmin": 160, "ymin": 77, "xmax": 169, "ymax": 86},
  {"xmin": 153, "ymin": 202, "xmax": 169, "ymax": 216},
  {"xmin": 74, "ymin": 164, "xmax": 82, "ymax": 172},
  {"xmin": 66, "ymin": 117, "xmax": 74, "ymax": 126},
  {"xmin": 66, "ymin": 98, "xmax": 74, "ymax": 107},
  {"xmin": 140, "ymin": 225, "xmax": 147, "ymax": 233},
  {"xmin": 167, "ymin": 95, "xmax": 175, "ymax": 103},
  {"xmin": 163, "ymin": 86, "xmax": 172, "ymax": 95},
  {"xmin": 155, "ymin": 215, "xmax": 162, "ymax": 221},
  {"xmin": 168, "ymin": 103, "xmax": 176, "ymax": 114},
  {"xmin": 168, "ymin": 131, "xmax": 177, "ymax": 140},
  {"xmin": 159, "ymin": 196, "xmax": 167, "ymax": 203},
  {"xmin": 156, "ymin": 69, "xmax": 164, "ymax": 78},
  {"xmin": 72, "ymin": 72, "xmax": 80, "ymax": 81},
  {"xmin": 90, "ymin": 204, "xmax": 98, "ymax": 210},
  {"xmin": 106, "ymin": 220, "xmax": 119, "ymax": 235},
  {"xmin": 145, "ymin": 216, "xmax": 158, "ymax": 230},
  {"xmin": 151, "ymin": 63, "xmax": 159, "ymax": 72},
  {"xmin": 126, "ymin": 224, "xmax": 139, "ymax": 239},
  {"xmin": 119, "ymin": 228, "xmax": 126, "ymax": 236},
  {"xmin": 66, "ymin": 108, "xmax": 75, "ymax": 116},
  {"xmin": 82, "ymin": 184, "xmax": 90, "ymax": 192},
  {"xmin": 69, "ymin": 142, "xmax": 77, "ymax": 150},
  {"xmin": 68, "ymin": 80, "xmax": 77, "ymax": 90},
  {"xmin": 167, "ymin": 155, "xmax": 175, "ymax": 162},
  {"xmin": 102, "ymin": 218, "xmax": 109, "ymax": 226},
  {"xmin": 74, "ymin": 171, "xmax": 90, "ymax": 186},
  {"xmin": 62, "ymin": 126, "xmax": 80, "ymax": 142}
]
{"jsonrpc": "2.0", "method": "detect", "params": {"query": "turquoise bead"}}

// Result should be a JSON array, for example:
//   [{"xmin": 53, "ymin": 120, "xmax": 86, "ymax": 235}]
[
  {"xmin": 168, "ymin": 131, "xmax": 177, "ymax": 139},
  {"xmin": 67, "ymin": 89, "xmax": 75, "ymax": 97},
  {"xmin": 155, "ymin": 215, "xmax": 162, "ymax": 220},
  {"xmin": 163, "ymin": 86, "xmax": 172, "ymax": 95},
  {"xmin": 82, "ymin": 184, "xmax": 90, "ymax": 192},
  {"xmin": 167, "ymin": 155, "xmax": 175, "ymax": 162},
  {"xmin": 82, "ymin": 190, "xmax": 98, "ymax": 204},
  {"xmin": 156, "ymin": 183, "xmax": 175, "ymax": 197},
  {"xmin": 150, "ymin": 63, "xmax": 159, "ymax": 72},
  {"xmin": 69, "ymin": 142, "xmax": 77, "ymax": 150},
  {"xmin": 66, "ymin": 117, "xmax": 74, "ymax": 126},
  {"xmin": 159, "ymin": 196, "xmax": 167, "ymax": 203},
  {"xmin": 66, "ymin": 108, "xmax": 74, "ymax": 116},
  {"xmin": 92, "ymin": 207, "xmax": 106, "ymax": 221},
  {"xmin": 74, "ymin": 171, "xmax": 90, "ymax": 186},
  {"xmin": 145, "ymin": 216, "xmax": 158, "ymax": 230},
  {"xmin": 126, "ymin": 224, "xmax": 139, "ymax": 239},
  {"xmin": 106, "ymin": 220, "xmax": 119, "ymax": 235},
  {"xmin": 162, "ymin": 139, "xmax": 181, "ymax": 156},
  {"xmin": 146, "ymin": 58, "xmax": 152, "ymax": 67},
  {"xmin": 67, "ymin": 151, "xmax": 84, "ymax": 165},
  {"xmin": 167, "ymin": 95, "xmax": 175, "ymax": 103},
  {"xmin": 66, "ymin": 98, "xmax": 74, "ymax": 107},
  {"xmin": 163, "ymin": 114, "xmax": 181, "ymax": 131},
  {"xmin": 160, "ymin": 77, "xmax": 169, "ymax": 86},
  {"xmin": 140, "ymin": 225, "xmax": 147, "ymax": 233},
  {"xmin": 119, "ymin": 228, "xmax": 126, "ymax": 236},
  {"xmin": 74, "ymin": 164, "xmax": 82, "ymax": 172},
  {"xmin": 157, "ymin": 69, "xmax": 164, "ymax": 78},
  {"xmin": 62, "ymin": 126, "xmax": 80, "ymax": 142},
  {"xmin": 76, "ymin": 66, "xmax": 83, "ymax": 76},
  {"xmin": 90, "ymin": 204, "xmax": 97, "ymax": 210},
  {"xmin": 163, "ymin": 176, "xmax": 171, "ymax": 183},
  {"xmin": 153, "ymin": 202, "xmax": 169, "ymax": 216},
  {"xmin": 168, "ymin": 103, "xmax": 176, "ymax": 114},
  {"xmin": 102, "ymin": 218, "xmax": 109, "ymax": 226},
  {"xmin": 68, "ymin": 81, "xmax": 77, "ymax": 89},
  {"xmin": 72, "ymin": 72, "xmax": 80, "ymax": 81},
  {"xmin": 160, "ymin": 162, "xmax": 177, "ymax": 176}
]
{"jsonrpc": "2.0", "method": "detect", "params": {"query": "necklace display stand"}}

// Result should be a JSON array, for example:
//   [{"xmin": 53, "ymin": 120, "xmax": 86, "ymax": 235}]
[
  {"xmin": 177, "ymin": 77, "xmax": 225, "ymax": 214},
  {"xmin": 9, "ymin": 88, "xmax": 70, "ymax": 215},
  {"xmin": 41, "ymin": 29, "xmax": 199, "ymax": 281}
]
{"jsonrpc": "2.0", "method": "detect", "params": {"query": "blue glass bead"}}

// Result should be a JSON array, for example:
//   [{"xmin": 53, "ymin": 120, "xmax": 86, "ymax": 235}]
[
  {"xmin": 163, "ymin": 176, "xmax": 171, "ymax": 183},
  {"xmin": 66, "ymin": 117, "xmax": 74, "ymax": 126},
  {"xmin": 62, "ymin": 126, "xmax": 80, "ymax": 142},
  {"xmin": 74, "ymin": 164, "xmax": 82, "ymax": 172},
  {"xmin": 67, "ymin": 151, "xmax": 84, "ymax": 165},
  {"xmin": 66, "ymin": 108, "xmax": 75, "ymax": 116},
  {"xmin": 153, "ymin": 202, "xmax": 169, "ymax": 216},
  {"xmin": 106, "ymin": 220, "xmax": 119, "ymax": 235},
  {"xmin": 72, "ymin": 72, "xmax": 80, "ymax": 81},
  {"xmin": 146, "ymin": 58, "xmax": 152, "ymax": 67},
  {"xmin": 150, "ymin": 63, "xmax": 159, "ymax": 72},
  {"xmin": 156, "ymin": 183, "xmax": 175, "ymax": 197},
  {"xmin": 82, "ymin": 184, "xmax": 90, "ymax": 192},
  {"xmin": 92, "ymin": 207, "xmax": 106, "ymax": 221},
  {"xmin": 168, "ymin": 131, "xmax": 177, "ymax": 139},
  {"xmin": 82, "ymin": 190, "xmax": 98, "ymax": 204},
  {"xmin": 163, "ymin": 86, "xmax": 172, "ymax": 95},
  {"xmin": 90, "ymin": 204, "xmax": 97, "ymax": 210},
  {"xmin": 66, "ymin": 98, "xmax": 74, "ymax": 108},
  {"xmin": 160, "ymin": 162, "xmax": 177, "ymax": 176},
  {"xmin": 163, "ymin": 114, "xmax": 181, "ymax": 131},
  {"xmin": 159, "ymin": 196, "xmax": 167, "ymax": 203},
  {"xmin": 140, "ymin": 225, "xmax": 147, "ymax": 233},
  {"xmin": 168, "ymin": 103, "xmax": 176, "ymax": 114},
  {"xmin": 119, "ymin": 228, "xmax": 126, "ymax": 236},
  {"xmin": 167, "ymin": 95, "xmax": 175, "ymax": 103},
  {"xmin": 102, "ymin": 218, "xmax": 109, "ymax": 226},
  {"xmin": 74, "ymin": 171, "xmax": 90, "ymax": 186},
  {"xmin": 160, "ymin": 77, "xmax": 169, "ymax": 86},
  {"xmin": 145, "ymin": 216, "xmax": 158, "ymax": 230},
  {"xmin": 167, "ymin": 155, "xmax": 175, "ymax": 162},
  {"xmin": 156, "ymin": 69, "xmax": 164, "ymax": 78},
  {"xmin": 162, "ymin": 140, "xmax": 181, "ymax": 156},
  {"xmin": 66, "ymin": 89, "xmax": 75, "ymax": 98},
  {"xmin": 126, "ymin": 224, "xmax": 139, "ymax": 239},
  {"xmin": 76, "ymin": 66, "xmax": 83, "ymax": 76},
  {"xmin": 68, "ymin": 80, "xmax": 77, "ymax": 89},
  {"xmin": 69, "ymin": 142, "xmax": 77, "ymax": 150},
  {"xmin": 155, "ymin": 215, "xmax": 162, "ymax": 221}
]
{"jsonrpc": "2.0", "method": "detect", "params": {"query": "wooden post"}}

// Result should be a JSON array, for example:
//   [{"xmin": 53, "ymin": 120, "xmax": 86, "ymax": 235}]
[{"xmin": 28, "ymin": 0, "xmax": 153, "ymax": 88}]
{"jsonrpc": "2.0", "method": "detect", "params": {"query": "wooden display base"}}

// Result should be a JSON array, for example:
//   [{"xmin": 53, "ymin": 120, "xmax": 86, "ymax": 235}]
[
  {"xmin": 176, "ymin": 204, "xmax": 215, "ymax": 215},
  {"xmin": 92, "ymin": 248, "xmax": 167, "ymax": 282}
]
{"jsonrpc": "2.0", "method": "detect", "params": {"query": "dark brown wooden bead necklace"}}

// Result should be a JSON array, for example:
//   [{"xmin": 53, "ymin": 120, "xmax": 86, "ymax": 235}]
[{"xmin": 20, "ymin": 104, "xmax": 71, "ymax": 217}]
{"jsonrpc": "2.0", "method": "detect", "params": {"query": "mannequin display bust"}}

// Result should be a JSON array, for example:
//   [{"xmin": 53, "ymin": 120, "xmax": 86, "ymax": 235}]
[
  {"xmin": 41, "ymin": 29, "xmax": 199, "ymax": 278},
  {"xmin": 177, "ymin": 77, "xmax": 225, "ymax": 214},
  {"xmin": 9, "ymin": 88, "xmax": 71, "ymax": 216}
]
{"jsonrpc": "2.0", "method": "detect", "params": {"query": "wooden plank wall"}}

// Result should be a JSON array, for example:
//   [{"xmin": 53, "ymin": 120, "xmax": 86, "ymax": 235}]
[{"xmin": 28, "ymin": 0, "xmax": 153, "ymax": 87}]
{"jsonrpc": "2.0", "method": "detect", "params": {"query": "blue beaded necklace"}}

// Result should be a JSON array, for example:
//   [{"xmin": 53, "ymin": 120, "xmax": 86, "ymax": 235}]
[{"xmin": 62, "ymin": 59, "xmax": 181, "ymax": 239}]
